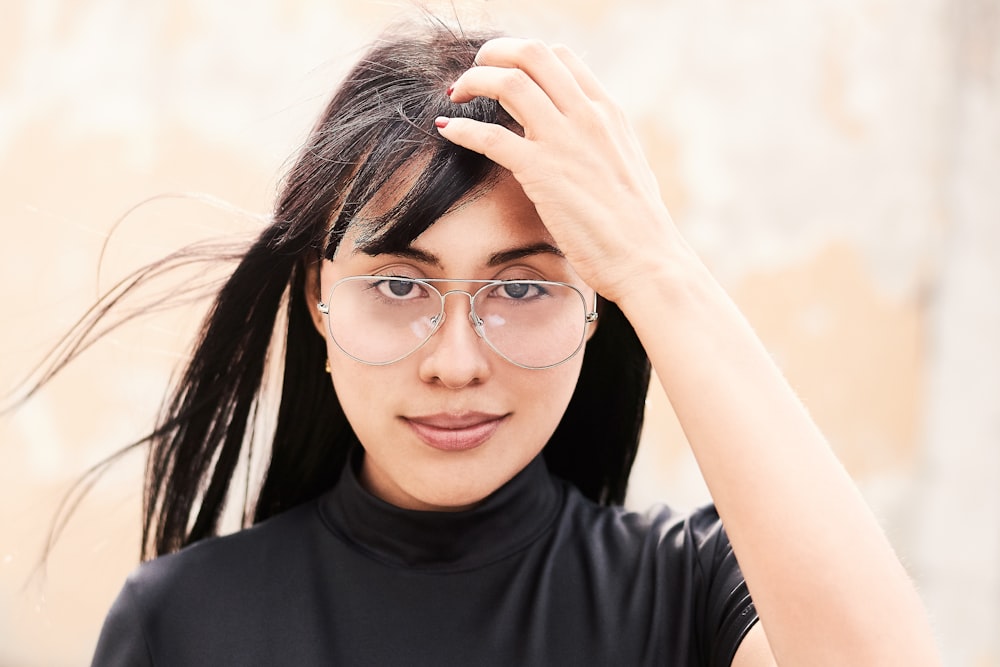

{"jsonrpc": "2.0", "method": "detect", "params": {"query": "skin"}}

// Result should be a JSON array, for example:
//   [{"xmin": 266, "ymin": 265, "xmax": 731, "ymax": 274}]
[
  {"xmin": 433, "ymin": 38, "xmax": 942, "ymax": 666},
  {"xmin": 307, "ymin": 176, "xmax": 597, "ymax": 512}
]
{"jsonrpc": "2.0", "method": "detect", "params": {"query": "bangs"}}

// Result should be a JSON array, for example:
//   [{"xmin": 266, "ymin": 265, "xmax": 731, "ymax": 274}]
[
  {"xmin": 342, "ymin": 107, "xmax": 510, "ymax": 257},
  {"xmin": 317, "ymin": 33, "xmax": 519, "ymax": 261}
]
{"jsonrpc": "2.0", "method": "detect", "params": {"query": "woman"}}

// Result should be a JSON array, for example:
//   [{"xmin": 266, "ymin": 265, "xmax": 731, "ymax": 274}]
[{"xmin": 82, "ymin": 24, "xmax": 938, "ymax": 666}]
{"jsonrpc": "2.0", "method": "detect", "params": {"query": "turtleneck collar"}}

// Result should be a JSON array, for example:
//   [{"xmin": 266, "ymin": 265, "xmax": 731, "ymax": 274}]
[{"xmin": 318, "ymin": 449, "xmax": 563, "ymax": 571}]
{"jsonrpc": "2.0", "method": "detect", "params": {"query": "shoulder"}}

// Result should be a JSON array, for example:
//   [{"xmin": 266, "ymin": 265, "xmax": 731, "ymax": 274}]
[
  {"xmin": 130, "ymin": 498, "xmax": 321, "ymax": 598},
  {"xmin": 122, "ymin": 500, "xmax": 326, "ymax": 632},
  {"xmin": 555, "ymin": 485, "xmax": 758, "ymax": 667},
  {"xmin": 551, "ymin": 483, "xmax": 743, "ymax": 606},
  {"xmin": 92, "ymin": 500, "xmax": 328, "ymax": 665},
  {"xmin": 557, "ymin": 481, "xmax": 730, "ymax": 562}
]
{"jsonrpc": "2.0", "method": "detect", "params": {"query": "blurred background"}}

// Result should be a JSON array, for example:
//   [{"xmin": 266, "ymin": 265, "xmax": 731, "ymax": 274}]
[{"xmin": 1, "ymin": 0, "xmax": 997, "ymax": 665}]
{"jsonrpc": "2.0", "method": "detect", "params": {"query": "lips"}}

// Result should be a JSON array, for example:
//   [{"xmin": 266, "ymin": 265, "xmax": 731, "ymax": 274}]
[{"xmin": 403, "ymin": 412, "xmax": 508, "ymax": 451}]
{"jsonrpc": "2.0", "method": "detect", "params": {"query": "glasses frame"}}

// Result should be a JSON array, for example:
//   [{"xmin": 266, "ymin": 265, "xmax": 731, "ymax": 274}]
[{"xmin": 318, "ymin": 276, "xmax": 599, "ymax": 370}]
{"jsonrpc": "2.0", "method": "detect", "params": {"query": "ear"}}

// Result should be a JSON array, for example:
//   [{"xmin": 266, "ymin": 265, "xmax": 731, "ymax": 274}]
[{"xmin": 302, "ymin": 258, "xmax": 327, "ymax": 338}]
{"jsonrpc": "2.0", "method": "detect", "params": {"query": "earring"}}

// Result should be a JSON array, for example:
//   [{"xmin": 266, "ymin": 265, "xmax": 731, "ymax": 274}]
[{"xmin": 324, "ymin": 358, "xmax": 331, "ymax": 374}]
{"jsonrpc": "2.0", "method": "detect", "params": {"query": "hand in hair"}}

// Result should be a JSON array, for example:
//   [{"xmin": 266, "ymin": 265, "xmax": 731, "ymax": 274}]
[{"xmin": 437, "ymin": 37, "xmax": 682, "ymax": 309}]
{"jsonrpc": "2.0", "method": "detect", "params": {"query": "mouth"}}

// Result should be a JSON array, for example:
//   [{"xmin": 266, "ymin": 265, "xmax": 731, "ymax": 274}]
[{"xmin": 403, "ymin": 412, "xmax": 509, "ymax": 451}]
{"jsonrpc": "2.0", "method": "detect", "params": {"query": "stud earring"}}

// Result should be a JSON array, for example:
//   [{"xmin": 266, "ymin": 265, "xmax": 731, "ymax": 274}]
[{"xmin": 324, "ymin": 358, "xmax": 331, "ymax": 374}]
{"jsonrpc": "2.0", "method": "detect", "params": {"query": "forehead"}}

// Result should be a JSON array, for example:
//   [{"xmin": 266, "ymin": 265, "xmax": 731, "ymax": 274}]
[
  {"xmin": 338, "ymin": 176, "xmax": 558, "ymax": 269},
  {"xmin": 417, "ymin": 178, "xmax": 552, "ymax": 249}
]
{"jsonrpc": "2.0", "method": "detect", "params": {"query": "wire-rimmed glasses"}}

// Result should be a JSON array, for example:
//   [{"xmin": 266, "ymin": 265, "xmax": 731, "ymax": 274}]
[{"xmin": 317, "ymin": 276, "xmax": 599, "ymax": 369}]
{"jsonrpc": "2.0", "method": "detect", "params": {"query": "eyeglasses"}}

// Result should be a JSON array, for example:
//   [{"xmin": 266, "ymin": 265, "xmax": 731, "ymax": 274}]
[{"xmin": 317, "ymin": 276, "xmax": 599, "ymax": 369}]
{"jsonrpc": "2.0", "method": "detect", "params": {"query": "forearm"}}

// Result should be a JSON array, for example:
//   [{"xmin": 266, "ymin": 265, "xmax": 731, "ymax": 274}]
[{"xmin": 617, "ymin": 241, "xmax": 940, "ymax": 665}]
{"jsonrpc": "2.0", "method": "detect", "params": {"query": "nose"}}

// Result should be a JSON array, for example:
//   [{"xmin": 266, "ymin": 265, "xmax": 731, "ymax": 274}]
[{"xmin": 417, "ymin": 290, "xmax": 492, "ymax": 389}]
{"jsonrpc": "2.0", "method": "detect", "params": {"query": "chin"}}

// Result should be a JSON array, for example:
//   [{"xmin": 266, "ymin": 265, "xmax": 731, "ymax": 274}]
[{"xmin": 362, "ymin": 438, "xmax": 543, "ymax": 512}]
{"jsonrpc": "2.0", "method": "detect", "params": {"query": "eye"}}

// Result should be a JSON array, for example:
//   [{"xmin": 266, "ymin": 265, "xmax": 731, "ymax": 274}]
[
  {"xmin": 372, "ymin": 278, "xmax": 425, "ymax": 300},
  {"xmin": 493, "ymin": 281, "xmax": 547, "ymax": 300}
]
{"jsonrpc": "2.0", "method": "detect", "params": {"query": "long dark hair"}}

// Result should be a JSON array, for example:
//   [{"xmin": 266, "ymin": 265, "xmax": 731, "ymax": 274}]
[{"xmin": 19, "ymin": 23, "xmax": 651, "ymax": 561}]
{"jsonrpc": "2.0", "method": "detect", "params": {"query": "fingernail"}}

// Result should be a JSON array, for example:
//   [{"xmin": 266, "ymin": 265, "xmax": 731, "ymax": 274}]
[
  {"xmin": 434, "ymin": 117, "xmax": 449, "ymax": 129},
  {"xmin": 445, "ymin": 85, "xmax": 454, "ymax": 97}
]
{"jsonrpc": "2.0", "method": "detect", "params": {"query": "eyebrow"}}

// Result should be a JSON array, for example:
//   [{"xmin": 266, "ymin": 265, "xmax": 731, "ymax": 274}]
[
  {"xmin": 361, "ymin": 242, "xmax": 565, "ymax": 268},
  {"xmin": 487, "ymin": 242, "xmax": 565, "ymax": 266}
]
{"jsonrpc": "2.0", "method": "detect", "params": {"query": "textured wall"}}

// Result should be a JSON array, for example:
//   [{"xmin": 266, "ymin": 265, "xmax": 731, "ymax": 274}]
[{"xmin": 1, "ymin": 1, "xmax": 997, "ymax": 665}]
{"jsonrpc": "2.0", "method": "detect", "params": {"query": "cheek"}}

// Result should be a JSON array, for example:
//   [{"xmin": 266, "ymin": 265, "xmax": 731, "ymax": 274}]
[
  {"xmin": 326, "ymin": 358, "xmax": 389, "ymax": 435},
  {"xmin": 523, "ymin": 359, "xmax": 585, "ymax": 427}
]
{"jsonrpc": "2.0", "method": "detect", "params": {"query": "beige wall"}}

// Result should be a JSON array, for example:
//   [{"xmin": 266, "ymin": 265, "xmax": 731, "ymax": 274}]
[{"xmin": 1, "ymin": 1, "xmax": 997, "ymax": 665}]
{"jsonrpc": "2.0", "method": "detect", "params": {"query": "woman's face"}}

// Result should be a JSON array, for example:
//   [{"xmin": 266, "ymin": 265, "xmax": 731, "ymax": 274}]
[{"xmin": 315, "ymin": 176, "xmax": 595, "ymax": 511}]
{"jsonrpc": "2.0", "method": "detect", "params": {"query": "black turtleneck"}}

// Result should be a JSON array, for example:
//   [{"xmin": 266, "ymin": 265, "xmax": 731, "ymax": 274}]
[
  {"xmin": 323, "ymin": 449, "xmax": 562, "ymax": 570},
  {"xmin": 92, "ymin": 454, "xmax": 757, "ymax": 666}
]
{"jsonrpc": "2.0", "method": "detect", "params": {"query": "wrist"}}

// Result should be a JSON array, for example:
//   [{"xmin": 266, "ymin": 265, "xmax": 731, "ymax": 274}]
[{"xmin": 607, "ymin": 236, "xmax": 715, "ymax": 320}]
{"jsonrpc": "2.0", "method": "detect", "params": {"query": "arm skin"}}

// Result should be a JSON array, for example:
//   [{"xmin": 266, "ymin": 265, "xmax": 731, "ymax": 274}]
[{"xmin": 438, "ymin": 38, "xmax": 941, "ymax": 666}]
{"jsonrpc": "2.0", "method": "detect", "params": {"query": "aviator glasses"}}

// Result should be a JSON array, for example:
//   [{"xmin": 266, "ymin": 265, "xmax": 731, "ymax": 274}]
[{"xmin": 318, "ymin": 276, "xmax": 599, "ymax": 369}]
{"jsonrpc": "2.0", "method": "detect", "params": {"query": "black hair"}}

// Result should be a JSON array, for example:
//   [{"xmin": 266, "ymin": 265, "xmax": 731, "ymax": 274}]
[{"xmin": 16, "ymin": 22, "xmax": 651, "ymax": 561}]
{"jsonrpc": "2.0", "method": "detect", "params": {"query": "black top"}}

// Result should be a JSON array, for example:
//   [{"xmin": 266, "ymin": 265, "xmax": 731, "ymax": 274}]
[{"xmin": 92, "ymin": 454, "xmax": 758, "ymax": 666}]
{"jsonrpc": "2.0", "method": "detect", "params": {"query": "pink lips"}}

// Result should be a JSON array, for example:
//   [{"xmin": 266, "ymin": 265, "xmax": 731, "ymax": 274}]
[{"xmin": 403, "ymin": 412, "xmax": 507, "ymax": 451}]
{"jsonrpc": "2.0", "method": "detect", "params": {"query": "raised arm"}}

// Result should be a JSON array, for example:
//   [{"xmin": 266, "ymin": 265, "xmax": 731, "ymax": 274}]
[{"xmin": 437, "ymin": 37, "xmax": 940, "ymax": 666}]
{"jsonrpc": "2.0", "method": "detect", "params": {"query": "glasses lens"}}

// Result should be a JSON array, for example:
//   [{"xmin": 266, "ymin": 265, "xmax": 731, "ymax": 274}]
[
  {"xmin": 473, "ymin": 281, "xmax": 587, "ymax": 368},
  {"xmin": 325, "ymin": 278, "xmax": 590, "ymax": 368},
  {"xmin": 326, "ymin": 277, "xmax": 440, "ymax": 364}
]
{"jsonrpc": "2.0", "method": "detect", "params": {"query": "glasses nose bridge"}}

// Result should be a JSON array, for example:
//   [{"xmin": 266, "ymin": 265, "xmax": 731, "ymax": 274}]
[{"xmin": 435, "ymin": 287, "xmax": 483, "ymax": 329}]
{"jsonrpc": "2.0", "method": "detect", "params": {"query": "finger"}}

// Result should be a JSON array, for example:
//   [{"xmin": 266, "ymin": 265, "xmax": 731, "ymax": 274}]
[
  {"xmin": 449, "ymin": 65, "xmax": 564, "ymax": 131},
  {"xmin": 547, "ymin": 45, "xmax": 646, "ymax": 178},
  {"xmin": 467, "ymin": 38, "xmax": 590, "ymax": 115},
  {"xmin": 434, "ymin": 116, "xmax": 531, "ymax": 173},
  {"xmin": 550, "ymin": 44, "xmax": 612, "ymax": 102}
]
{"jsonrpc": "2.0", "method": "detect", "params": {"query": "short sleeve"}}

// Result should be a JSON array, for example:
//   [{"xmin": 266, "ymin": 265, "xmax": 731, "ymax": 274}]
[
  {"xmin": 91, "ymin": 577, "xmax": 154, "ymax": 667},
  {"xmin": 687, "ymin": 505, "xmax": 759, "ymax": 667}
]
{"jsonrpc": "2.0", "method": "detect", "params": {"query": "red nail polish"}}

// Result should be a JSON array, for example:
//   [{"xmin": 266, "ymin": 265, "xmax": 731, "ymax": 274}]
[
  {"xmin": 446, "ymin": 85, "xmax": 454, "ymax": 97},
  {"xmin": 434, "ymin": 117, "xmax": 449, "ymax": 129}
]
